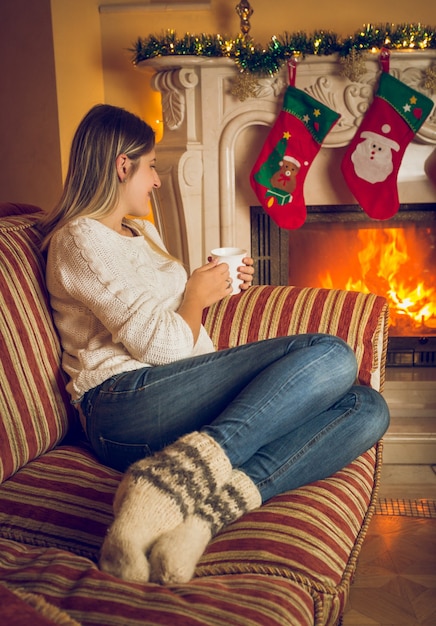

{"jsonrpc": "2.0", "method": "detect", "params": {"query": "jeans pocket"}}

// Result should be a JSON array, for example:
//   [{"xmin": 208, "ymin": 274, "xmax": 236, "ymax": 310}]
[{"xmin": 97, "ymin": 436, "xmax": 153, "ymax": 473}]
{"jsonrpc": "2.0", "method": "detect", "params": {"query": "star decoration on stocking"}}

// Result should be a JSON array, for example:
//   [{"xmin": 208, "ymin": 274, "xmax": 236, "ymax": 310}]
[
  {"xmin": 231, "ymin": 71, "xmax": 259, "ymax": 101},
  {"xmin": 339, "ymin": 49, "xmax": 367, "ymax": 83},
  {"xmin": 403, "ymin": 96, "xmax": 417, "ymax": 114}
]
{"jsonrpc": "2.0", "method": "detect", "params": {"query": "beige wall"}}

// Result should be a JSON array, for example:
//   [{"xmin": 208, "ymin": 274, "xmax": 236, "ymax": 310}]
[
  {"xmin": 0, "ymin": 0, "xmax": 435, "ymax": 208},
  {"xmin": 0, "ymin": 0, "xmax": 62, "ymax": 209},
  {"xmin": 50, "ymin": 0, "xmax": 105, "ymax": 179}
]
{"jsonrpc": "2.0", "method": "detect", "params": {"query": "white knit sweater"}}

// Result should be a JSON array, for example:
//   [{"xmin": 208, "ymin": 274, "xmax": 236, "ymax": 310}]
[{"xmin": 46, "ymin": 217, "xmax": 214, "ymax": 402}]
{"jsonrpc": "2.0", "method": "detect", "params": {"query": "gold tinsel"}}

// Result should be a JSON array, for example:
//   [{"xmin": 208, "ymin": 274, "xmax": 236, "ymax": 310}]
[
  {"xmin": 423, "ymin": 65, "xmax": 436, "ymax": 93},
  {"xmin": 230, "ymin": 71, "xmax": 259, "ymax": 101},
  {"xmin": 339, "ymin": 49, "xmax": 367, "ymax": 82}
]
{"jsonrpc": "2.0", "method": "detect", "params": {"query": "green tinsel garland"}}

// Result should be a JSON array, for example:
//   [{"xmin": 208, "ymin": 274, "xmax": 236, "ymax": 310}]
[{"xmin": 132, "ymin": 23, "xmax": 436, "ymax": 76}]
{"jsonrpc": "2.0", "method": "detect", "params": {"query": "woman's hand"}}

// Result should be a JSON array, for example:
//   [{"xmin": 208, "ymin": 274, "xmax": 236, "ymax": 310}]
[
  {"xmin": 186, "ymin": 260, "xmax": 232, "ymax": 308},
  {"xmin": 177, "ymin": 260, "xmax": 232, "ymax": 341},
  {"xmin": 205, "ymin": 255, "xmax": 255, "ymax": 292},
  {"xmin": 238, "ymin": 256, "xmax": 255, "ymax": 291}
]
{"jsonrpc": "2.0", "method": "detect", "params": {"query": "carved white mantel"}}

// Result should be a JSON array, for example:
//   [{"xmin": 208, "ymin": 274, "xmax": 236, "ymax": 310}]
[{"xmin": 139, "ymin": 52, "xmax": 436, "ymax": 270}]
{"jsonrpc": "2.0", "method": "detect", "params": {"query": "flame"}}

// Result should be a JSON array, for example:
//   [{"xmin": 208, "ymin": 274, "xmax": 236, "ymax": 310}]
[{"xmin": 319, "ymin": 227, "xmax": 436, "ymax": 334}]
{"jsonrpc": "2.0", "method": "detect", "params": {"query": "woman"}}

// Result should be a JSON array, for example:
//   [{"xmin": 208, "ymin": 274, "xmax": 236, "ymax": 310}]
[{"xmin": 39, "ymin": 104, "xmax": 389, "ymax": 586}]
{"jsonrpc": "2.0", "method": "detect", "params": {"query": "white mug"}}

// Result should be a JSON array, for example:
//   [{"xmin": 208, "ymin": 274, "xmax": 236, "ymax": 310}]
[{"xmin": 210, "ymin": 247, "xmax": 247, "ymax": 295}]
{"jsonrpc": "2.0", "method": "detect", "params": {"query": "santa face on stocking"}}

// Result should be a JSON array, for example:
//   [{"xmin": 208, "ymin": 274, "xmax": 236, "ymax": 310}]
[
  {"xmin": 341, "ymin": 71, "xmax": 433, "ymax": 221},
  {"xmin": 351, "ymin": 126, "xmax": 400, "ymax": 184}
]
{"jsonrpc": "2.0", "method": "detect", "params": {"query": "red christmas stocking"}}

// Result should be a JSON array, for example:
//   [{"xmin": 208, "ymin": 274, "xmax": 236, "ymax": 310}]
[
  {"xmin": 341, "ymin": 66, "xmax": 433, "ymax": 220},
  {"xmin": 250, "ymin": 84, "xmax": 340, "ymax": 229}
]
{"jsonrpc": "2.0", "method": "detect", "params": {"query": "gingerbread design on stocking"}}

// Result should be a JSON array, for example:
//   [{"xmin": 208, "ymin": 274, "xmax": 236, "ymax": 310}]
[
  {"xmin": 250, "ymin": 87, "xmax": 340, "ymax": 230},
  {"xmin": 270, "ymin": 154, "xmax": 301, "ymax": 199}
]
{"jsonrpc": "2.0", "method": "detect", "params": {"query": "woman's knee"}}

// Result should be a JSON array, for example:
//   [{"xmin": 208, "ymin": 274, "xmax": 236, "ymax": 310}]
[
  {"xmin": 310, "ymin": 333, "xmax": 358, "ymax": 383},
  {"xmin": 356, "ymin": 385, "xmax": 390, "ymax": 440}
]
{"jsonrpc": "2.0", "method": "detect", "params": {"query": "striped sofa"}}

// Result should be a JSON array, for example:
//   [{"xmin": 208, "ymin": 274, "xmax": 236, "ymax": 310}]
[{"xmin": 0, "ymin": 202, "xmax": 389, "ymax": 626}]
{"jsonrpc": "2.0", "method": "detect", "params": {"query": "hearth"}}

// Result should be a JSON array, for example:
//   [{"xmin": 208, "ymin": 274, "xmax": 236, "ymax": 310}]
[{"xmin": 387, "ymin": 336, "xmax": 436, "ymax": 367}]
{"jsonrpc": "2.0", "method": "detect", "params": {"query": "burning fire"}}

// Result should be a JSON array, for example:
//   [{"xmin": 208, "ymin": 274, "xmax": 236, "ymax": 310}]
[{"xmin": 319, "ymin": 227, "xmax": 436, "ymax": 335}]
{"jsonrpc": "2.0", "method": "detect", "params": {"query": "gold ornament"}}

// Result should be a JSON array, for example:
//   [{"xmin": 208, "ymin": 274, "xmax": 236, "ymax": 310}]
[
  {"xmin": 423, "ymin": 65, "xmax": 436, "ymax": 93},
  {"xmin": 230, "ymin": 71, "xmax": 259, "ymax": 101},
  {"xmin": 235, "ymin": 1, "xmax": 254, "ymax": 37},
  {"xmin": 340, "ymin": 49, "xmax": 367, "ymax": 82}
]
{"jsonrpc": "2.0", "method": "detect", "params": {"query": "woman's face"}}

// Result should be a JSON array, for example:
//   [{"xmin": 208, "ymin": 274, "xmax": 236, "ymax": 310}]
[{"xmin": 122, "ymin": 150, "xmax": 161, "ymax": 217}]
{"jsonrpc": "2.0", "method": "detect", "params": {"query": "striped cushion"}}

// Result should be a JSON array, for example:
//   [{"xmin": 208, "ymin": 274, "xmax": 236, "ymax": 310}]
[
  {"xmin": 0, "ymin": 445, "xmax": 119, "ymax": 560},
  {"xmin": 203, "ymin": 286, "xmax": 389, "ymax": 391},
  {"xmin": 0, "ymin": 213, "xmax": 74, "ymax": 484},
  {"xmin": 0, "ymin": 441, "xmax": 381, "ymax": 626},
  {"xmin": 0, "ymin": 539, "xmax": 315, "ymax": 626},
  {"xmin": 0, "ymin": 583, "xmax": 81, "ymax": 626},
  {"xmin": 198, "ymin": 444, "xmax": 382, "ymax": 625}
]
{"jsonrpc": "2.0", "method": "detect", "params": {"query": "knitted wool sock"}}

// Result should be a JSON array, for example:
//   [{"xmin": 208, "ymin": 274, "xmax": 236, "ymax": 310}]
[
  {"xmin": 99, "ymin": 431, "xmax": 232, "ymax": 582},
  {"xmin": 148, "ymin": 469, "xmax": 262, "ymax": 584}
]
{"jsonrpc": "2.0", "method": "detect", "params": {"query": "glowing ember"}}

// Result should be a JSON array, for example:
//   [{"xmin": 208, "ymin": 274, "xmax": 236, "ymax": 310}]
[{"xmin": 319, "ymin": 227, "xmax": 436, "ymax": 335}]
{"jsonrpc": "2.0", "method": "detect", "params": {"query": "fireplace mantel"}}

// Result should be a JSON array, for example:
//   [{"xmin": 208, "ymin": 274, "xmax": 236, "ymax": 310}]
[{"xmin": 139, "ymin": 52, "xmax": 436, "ymax": 270}]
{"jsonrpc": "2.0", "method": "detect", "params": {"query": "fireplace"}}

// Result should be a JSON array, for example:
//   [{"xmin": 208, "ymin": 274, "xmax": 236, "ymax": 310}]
[
  {"xmin": 251, "ymin": 203, "xmax": 436, "ymax": 367},
  {"xmin": 141, "ymin": 52, "xmax": 436, "ymax": 344}
]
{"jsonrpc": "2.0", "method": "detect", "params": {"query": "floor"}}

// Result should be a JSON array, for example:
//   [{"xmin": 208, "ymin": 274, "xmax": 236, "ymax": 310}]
[{"xmin": 342, "ymin": 465, "xmax": 436, "ymax": 626}]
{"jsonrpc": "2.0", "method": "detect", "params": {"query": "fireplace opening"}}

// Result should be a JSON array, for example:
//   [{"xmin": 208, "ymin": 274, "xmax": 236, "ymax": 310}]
[{"xmin": 251, "ymin": 204, "xmax": 436, "ymax": 366}]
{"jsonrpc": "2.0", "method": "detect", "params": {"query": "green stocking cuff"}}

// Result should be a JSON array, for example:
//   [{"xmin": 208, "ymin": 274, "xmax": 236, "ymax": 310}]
[
  {"xmin": 377, "ymin": 71, "xmax": 433, "ymax": 134},
  {"xmin": 282, "ymin": 85, "xmax": 341, "ymax": 143}
]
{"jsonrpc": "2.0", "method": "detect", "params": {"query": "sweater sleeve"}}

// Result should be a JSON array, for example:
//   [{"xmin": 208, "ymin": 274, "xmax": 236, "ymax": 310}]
[{"xmin": 47, "ymin": 218, "xmax": 200, "ymax": 366}]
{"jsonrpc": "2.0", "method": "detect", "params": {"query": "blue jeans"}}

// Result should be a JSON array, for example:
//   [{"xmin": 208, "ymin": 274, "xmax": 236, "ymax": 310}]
[{"xmin": 81, "ymin": 334, "xmax": 389, "ymax": 502}]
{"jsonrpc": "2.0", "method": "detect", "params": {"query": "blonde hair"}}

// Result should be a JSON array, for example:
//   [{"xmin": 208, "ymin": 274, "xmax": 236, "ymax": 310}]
[{"xmin": 39, "ymin": 104, "xmax": 157, "ymax": 250}]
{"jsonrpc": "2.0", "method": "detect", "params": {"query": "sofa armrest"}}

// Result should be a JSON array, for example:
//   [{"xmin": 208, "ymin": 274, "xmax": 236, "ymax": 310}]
[{"xmin": 203, "ymin": 285, "xmax": 389, "ymax": 392}]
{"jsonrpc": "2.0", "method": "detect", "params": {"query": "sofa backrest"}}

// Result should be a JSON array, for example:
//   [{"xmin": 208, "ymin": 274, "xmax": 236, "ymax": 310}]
[
  {"xmin": 203, "ymin": 284, "xmax": 389, "ymax": 392},
  {"xmin": 0, "ymin": 204, "xmax": 73, "ymax": 483}
]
